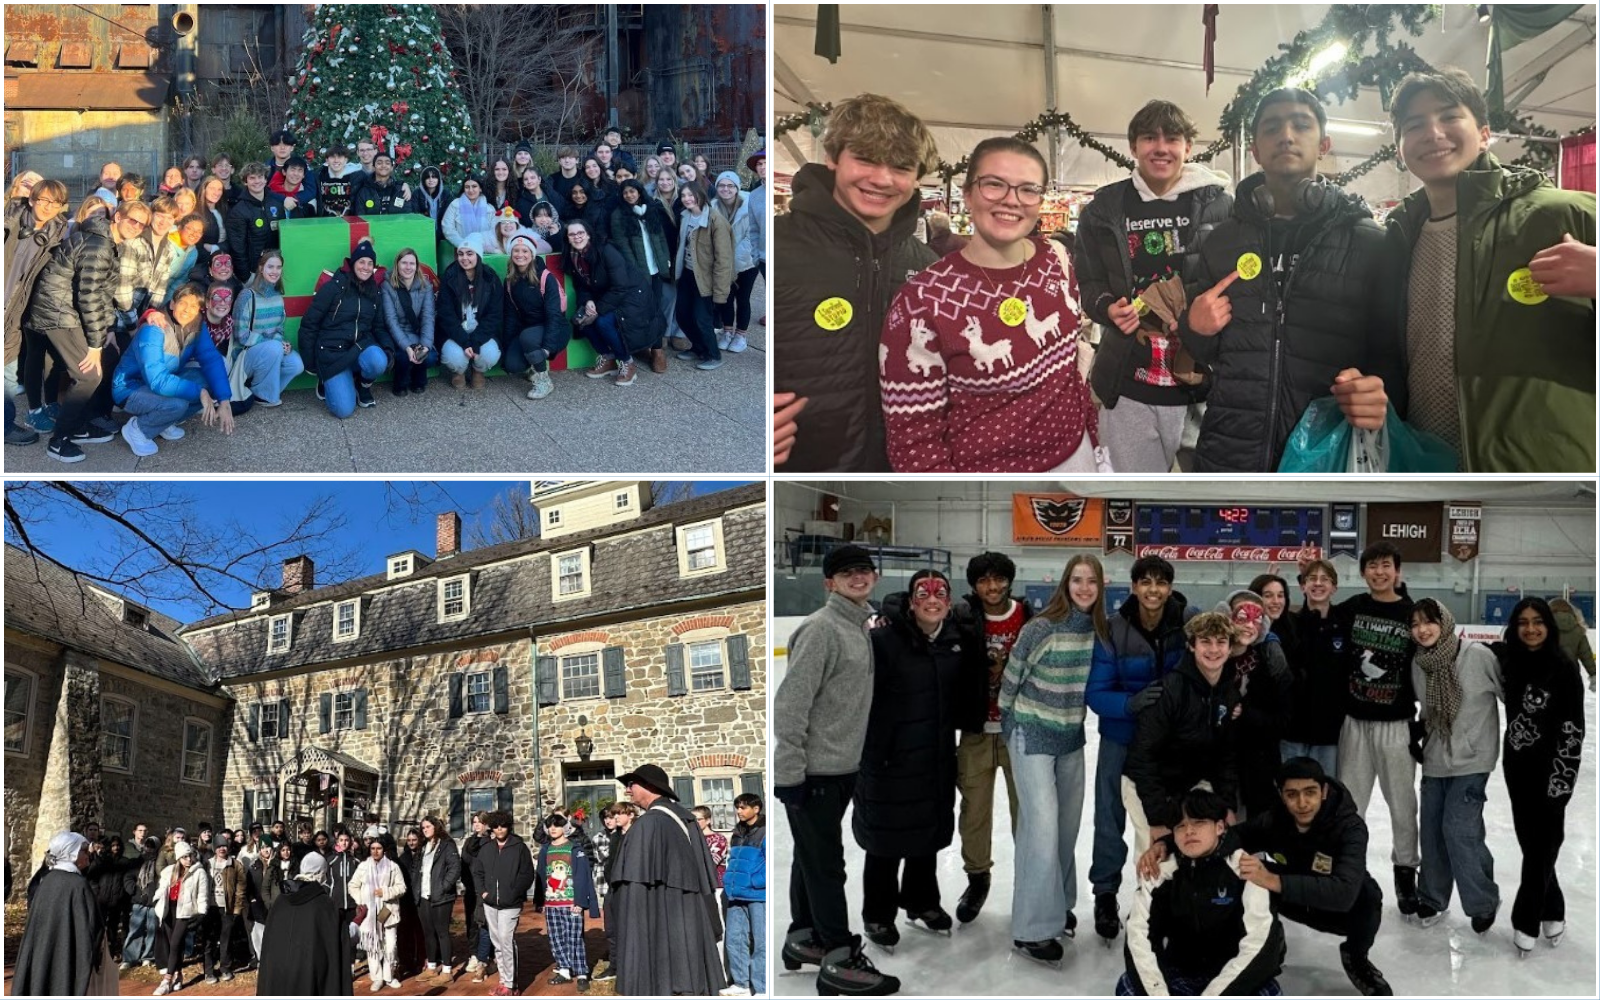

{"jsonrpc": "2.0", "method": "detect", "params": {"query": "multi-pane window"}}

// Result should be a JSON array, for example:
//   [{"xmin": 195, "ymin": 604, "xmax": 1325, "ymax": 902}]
[
  {"xmin": 268, "ymin": 615, "xmax": 291, "ymax": 653},
  {"xmin": 335, "ymin": 600, "xmax": 358, "ymax": 640},
  {"xmin": 689, "ymin": 640, "xmax": 726, "ymax": 691},
  {"xmin": 389, "ymin": 555, "xmax": 410, "ymax": 577},
  {"xmin": 441, "ymin": 577, "xmax": 468, "ymax": 619},
  {"xmin": 615, "ymin": 492, "xmax": 630, "ymax": 510},
  {"xmin": 558, "ymin": 553, "xmax": 585, "ymax": 596},
  {"xmin": 699, "ymin": 777, "xmax": 736, "ymax": 829},
  {"xmin": 182, "ymin": 720, "xmax": 211, "ymax": 783},
  {"xmin": 547, "ymin": 509, "xmax": 563, "ymax": 527},
  {"xmin": 259, "ymin": 703, "xmax": 281, "ymax": 741},
  {"xmin": 334, "ymin": 692, "xmax": 355, "ymax": 730},
  {"xmin": 467, "ymin": 788, "xmax": 497, "ymax": 815},
  {"xmin": 101, "ymin": 698, "xmax": 135, "ymax": 771},
  {"xmin": 254, "ymin": 787, "xmax": 276, "ymax": 825},
  {"xmin": 562, "ymin": 653, "xmax": 601, "ymax": 699},
  {"xmin": 465, "ymin": 671, "xmax": 491, "ymax": 714},
  {"xmin": 4, "ymin": 669, "xmax": 33, "ymax": 753},
  {"xmin": 685, "ymin": 524, "xmax": 717, "ymax": 570}
]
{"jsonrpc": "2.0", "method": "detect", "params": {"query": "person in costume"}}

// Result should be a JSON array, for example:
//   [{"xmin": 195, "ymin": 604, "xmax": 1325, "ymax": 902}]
[
  {"xmin": 256, "ymin": 851, "xmax": 355, "ymax": 996},
  {"xmin": 13, "ymin": 831, "xmax": 118, "ymax": 996}
]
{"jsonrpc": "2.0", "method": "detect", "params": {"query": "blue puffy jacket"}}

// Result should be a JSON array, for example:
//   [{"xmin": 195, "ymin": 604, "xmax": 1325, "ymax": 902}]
[
  {"xmin": 1086, "ymin": 593, "xmax": 1196, "ymax": 746},
  {"xmin": 111, "ymin": 318, "xmax": 231, "ymax": 406},
  {"xmin": 722, "ymin": 818, "xmax": 765, "ymax": 903}
]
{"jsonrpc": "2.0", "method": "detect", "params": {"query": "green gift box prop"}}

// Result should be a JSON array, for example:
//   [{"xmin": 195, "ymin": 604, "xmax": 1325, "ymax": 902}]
[{"xmin": 277, "ymin": 216, "xmax": 591, "ymax": 389}]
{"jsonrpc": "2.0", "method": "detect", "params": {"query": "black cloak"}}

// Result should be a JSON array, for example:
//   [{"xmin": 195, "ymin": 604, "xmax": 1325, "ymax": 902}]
[
  {"xmin": 608, "ymin": 798, "xmax": 726, "ymax": 996},
  {"xmin": 12, "ymin": 868, "xmax": 106, "ymax": 996},
  {"xmin": 256, "ymin": 881, "xmax": 354, "ymax": 996}
]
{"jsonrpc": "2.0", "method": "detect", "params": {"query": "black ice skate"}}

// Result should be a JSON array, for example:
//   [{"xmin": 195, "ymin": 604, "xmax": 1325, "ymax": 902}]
[
  {"xmin": 1471, "ymin": 904, "xmax": 1498, "ymax": 935},
  {"xmin": 1094, "ymin": 893, "xmax": 1122, "ymax": 944},
  {"xmin": 1393, "ymin": 865, "xmax": 1419, "ymax": 917},
  {"xmin": 1062, "ymin": 911, "xmax": 1078, "ymax": 939},
  {"xmin": 817, "ymin": 936, "xmax": 901, "ymax": 997},
  {"xmin": 864, "ymin": 921, "xmax": 900, "ymax": 952},
  {"xmin": 1013, "ymin": 938, "xmax": 1065, "ymax": 969},
  {"xmin": 905, "ymin": 908, "xmax": 953, "ymax": 936},
  {"xmin": 782, "ymin": 929, "xmax": 827, "ymax": 972},
  {"xmin": 956, "ymin": 871, "xmax": 990, "ymax": 924},
  {"xmin": 1339, "ymin": 944, "xmax": 1394, "ymax": 996}
]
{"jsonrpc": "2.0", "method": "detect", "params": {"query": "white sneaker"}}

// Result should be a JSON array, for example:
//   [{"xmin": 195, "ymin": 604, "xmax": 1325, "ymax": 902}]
[
  {"xmin": 153, "ymin": 979, "xmax": 172, "ymax": 997},
  {"xmin": 466, "ymin": 957, "xmax": 481, "ymax": 973},
  {"xmin": 370, "ymin": 978, "xmax": 383, "ymax": 992},
  {"xmin": 716, "ymin": 329, "xmax": 732, "ymax": 350},
  {"xmin": 121, "ymin": 418, "xmax": 158, "ymax": 457},
  {"xmin": 386, "ymin": 981, "xmax": 401, "ymax": 990},
  {"xmin": 720, "ymin": 986, "xmax": 752, "ymax": 996},
  {"xmin": 527, "ymin": 370, "xmax": 554, "ymax": 400},
  {"xmin": 727, "ymin": 332, "xmax": 748, "ymax": 353},
  {"xmin": 158, "ymin": 424, "xmax": 185, "ymax": 440},
  {"xmin": 1542, "ymin": 920, "xmax": 1565, "ymax": 947}
]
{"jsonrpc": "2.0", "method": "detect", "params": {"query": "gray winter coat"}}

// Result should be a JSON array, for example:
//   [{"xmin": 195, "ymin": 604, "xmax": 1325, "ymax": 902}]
[{"xmin": 774, "ymin": 592, "xmax": 876, "ymax": 786}]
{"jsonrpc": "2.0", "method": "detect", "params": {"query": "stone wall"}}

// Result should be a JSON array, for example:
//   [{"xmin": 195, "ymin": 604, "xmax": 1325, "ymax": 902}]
[
  {"xmin": 97, "ymin": 670, "xmax": 229, "ymax": 840},
  {"xmin": 4, "ymin": 638, "xmax": 62, "ymax": 900}
]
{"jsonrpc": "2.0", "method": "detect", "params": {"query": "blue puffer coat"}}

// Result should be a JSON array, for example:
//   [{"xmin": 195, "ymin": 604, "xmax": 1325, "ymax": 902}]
[
  {"xmin": 722, "ymin": 817, "xmax": 765, "ymax": 903},
  {"xmin": 1086, "ymin": 593, "xmax": 1196, "ymax": 746}
]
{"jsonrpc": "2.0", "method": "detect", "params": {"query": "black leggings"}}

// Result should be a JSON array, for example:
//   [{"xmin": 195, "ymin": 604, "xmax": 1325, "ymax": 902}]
[
  {"xmin": 158, "ymin": 912, "xmax": 190, "ymax": 977},
  {"xmin": 23, "ymin": 325, "xmax": 101, "ymax": 442},
  {"xmin": 717, "ymin": 267, "xmax": 760, "ymax": 331},
  {"xmin": 424, "ymin": 899, "xmax": 454, "ymax": 966}
]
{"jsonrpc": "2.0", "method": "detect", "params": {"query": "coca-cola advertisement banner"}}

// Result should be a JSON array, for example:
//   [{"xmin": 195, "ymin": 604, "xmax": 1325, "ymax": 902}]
[{"xmin": 1135, "ymin": 545, "xmax": 1309, "ymax": 562}]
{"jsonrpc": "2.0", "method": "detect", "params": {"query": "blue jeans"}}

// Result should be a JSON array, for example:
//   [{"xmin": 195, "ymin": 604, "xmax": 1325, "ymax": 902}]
[
  {"xmin": 1089, "ymin": 737, "xmax": 1130, "ymax": 894},
  {"xmin": 241, "ymin": 339, "xmax": 305, "ymax": 404},
  {"xmin": 1007, "ymin": 728, "xmax": 1086, "ymax": 941},
  {"xmin": 1419, "ymin": 772, "xmax": 1499, "ymax": 918},
  {"xmin": 440, "ymin": 338, "xmax": 501, "ymax": 374},
  {"xmin": 584, "ymin": 313, "xmax": 630, "ymax": 362},
  {"xmin": 724, "ymin": 899, "xmax": 765, "ymax": 993},
  {"xmin": 123, "ymin": 370, "xmax": 207, "ymax": 436},
  {"xmin": 502, "ymin": 325, "xmax": 570, "ymax": 374},
  {"xmin": 1280, "ymin": 741, "xmax": 1339, "ymax": 776},
  {"xmin": 124, "ymin": 903, "xmax": 158, "ymax": 963},
  {"xmin": 323, "ymin": 345, "xmax": 389, "ymax": 418}
]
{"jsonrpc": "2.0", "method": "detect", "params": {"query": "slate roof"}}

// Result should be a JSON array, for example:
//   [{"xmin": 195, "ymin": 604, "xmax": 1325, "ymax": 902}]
[
  {"xmin": 181, "ymin": 485, "xmax": 766, "ymax": 680},
  {"xmin": 4, "ymin": 545, "xmax": 215, "ymax": 690}
]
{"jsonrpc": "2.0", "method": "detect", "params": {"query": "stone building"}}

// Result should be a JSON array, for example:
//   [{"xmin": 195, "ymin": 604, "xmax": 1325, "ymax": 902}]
[{"xmin": 4, "ymin": 482, "xmax": 767, "ymax": 896}]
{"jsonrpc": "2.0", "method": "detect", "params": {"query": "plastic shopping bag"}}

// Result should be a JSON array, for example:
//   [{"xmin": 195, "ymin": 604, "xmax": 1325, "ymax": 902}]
[{"xmin": 1277, "ymin": 399, "xmax": 1458, "ymax": 473}]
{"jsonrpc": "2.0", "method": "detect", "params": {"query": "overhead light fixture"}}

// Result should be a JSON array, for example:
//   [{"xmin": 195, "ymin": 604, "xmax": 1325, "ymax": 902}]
[
  {"xmin": 1477, "ymin": 5, "xmax": 1492, "ymax": 24},
  {"xmin": 1325, "ymin": 118, "xmax": 1385, "ymax": 137},
  {"xmin": 1307, "ymin": 42, "xmax": 1349, "ymax": 76}
]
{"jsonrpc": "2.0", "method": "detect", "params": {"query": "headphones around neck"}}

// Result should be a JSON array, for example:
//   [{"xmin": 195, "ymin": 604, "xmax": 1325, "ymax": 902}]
[{"xmin": 1250, "ymin": 176, "xmax": 1333, "ymax": 218}]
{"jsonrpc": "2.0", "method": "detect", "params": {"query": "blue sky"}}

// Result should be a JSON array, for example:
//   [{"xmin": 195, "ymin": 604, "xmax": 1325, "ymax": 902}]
[{"xmin": 11, "ymin": 480, "xmax": 754, "ymax": 621}]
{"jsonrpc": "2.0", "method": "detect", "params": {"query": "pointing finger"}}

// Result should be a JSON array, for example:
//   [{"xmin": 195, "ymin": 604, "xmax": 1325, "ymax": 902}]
[{"xmin": 1211, "ymin": 270, "xmax": 1241, "ymax": 295}]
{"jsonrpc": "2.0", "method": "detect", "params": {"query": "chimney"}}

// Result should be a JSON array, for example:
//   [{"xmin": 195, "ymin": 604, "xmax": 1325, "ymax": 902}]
[
  {"xmin": 437, "ymin": 512, "xmax": 462, "ymax": 558},
  {"xmin": 281, "ymin": 555, "xmax": 315, "ymax": 594}
]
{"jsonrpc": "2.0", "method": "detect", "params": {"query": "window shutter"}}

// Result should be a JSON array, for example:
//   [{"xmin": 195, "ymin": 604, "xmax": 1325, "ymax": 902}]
[
  {"xmin": 536, "ymin": 656, "xmax": 559, "ymax": 706},
  {"xmin": 727, "ymin": 634, "xmax": 752, "ymax": 690},
  {"xmin": 247, "ymin": 704, "xmax": 260, "ymax": 743},
  {"xmin": 448, "ymin": 673, "xmax": 464, "ymax": 719},
  {"xmin": 492, "ymin": 666, "xmax": 509, "ymax": 714},
  {"xmin": 602, "ymin": 646, "xmax": 627, "ymax": 698},
  {"xmin": 672, "ymin": 776, "xmax": 696, "ymax": 805},
  {"xmin": 665, "ymin": 643, "xmax": 687, "ymax": 697},
  {"xmin": 497, "ymin": 785, "xmax": 514, "ymax": 818},
  {"xmin": 354, "ymin": 689, "xmax": 368, "ymax": 730},
  {"xmin": 319, "ymin": 693, "xmax": 332, "ymax": 734},
  {"xmin": 278, "ymin": 699, "xmax": 290, "ymax": 737},
  {"xmin": 242, "ymin": 789, "xmax": 255, "ymax": 828},
  {"xmin": 449, "ymin": 790, "xmax": 466, "ymax": 839},
  {"xmin": 739, "ymin": 772, "xmax": 764, "ymax": 795}
]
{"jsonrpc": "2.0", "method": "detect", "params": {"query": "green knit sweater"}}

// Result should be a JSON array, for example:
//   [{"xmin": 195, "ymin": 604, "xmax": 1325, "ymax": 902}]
[{"xmin": 999, "ymin": 610, "xmax": 1095, "ymax": 755}]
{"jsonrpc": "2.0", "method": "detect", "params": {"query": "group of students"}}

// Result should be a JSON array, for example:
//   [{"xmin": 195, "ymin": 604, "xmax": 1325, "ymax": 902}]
[
  {"xmin": 773, "ymin": 68, "xmax": 1596, "ymax": 474},
  {"xmin": 3, "ymin": 123, "xmax": 767, "ymax": 462},
  {"xmin": 774, "ymin": 540, "xmax": 1592, "ymax": 996}
]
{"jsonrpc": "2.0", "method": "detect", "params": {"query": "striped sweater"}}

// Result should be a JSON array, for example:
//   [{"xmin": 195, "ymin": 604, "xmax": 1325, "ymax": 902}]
[{"xmin": 1000, "ymin": 610, "xmax": 1095, "ymax": 755}]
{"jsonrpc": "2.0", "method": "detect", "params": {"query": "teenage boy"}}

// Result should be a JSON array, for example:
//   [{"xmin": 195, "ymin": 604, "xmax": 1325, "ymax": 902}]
[
  {"xmin": 266, "ymin": 130, "xmax": 319, "ymax": 209},
  {"xmin": 1180, "ymin": 88, "xmax": 1403, "ymax": 472},
  {"xmin": 225, "ymin": 163, "xmax": 286, "ymax": 276},
  {"xmin": 948, "ymin": 552, "xmax": 1031, "ymax": 923},
  {"xmin": 210, "ymin": 154, "xmax": 240, "ymax": 209},
  {"xmin": 1120, "ymin": 788, "xmax": 1285, "ymax": 997},
  {"xmin": 268, "ymin": 156, "xmax": 317, "ymax": 219},
  {"xmin": 1075, "ymin": 100, "xmax": 1232, "ymax": 472},
  {"xmin": 774, "ymin": 544, "xmax": 898, "ymax": 995},
  {"xmin": 470, "ymin": 811, "xmax": 535, "ymax": 997},
  {"xmin": 721, "ymin": 793, "xmax": 766, "ymax": 998},
  {"xmin": 1384, "ymin": 67, "xmax": 1596, "ymax": 472},
  {"xmin": 350, "ymin": 153, "xmax": 410, "ymax": 216},
  {"xmin": 1285, "ymin": 558, "xmax": 1349, "ymax": 774},
  {"xmin": 317, "ymin": 145, "xmax": 363, "ymax": 218},
  {"xmin": 773, "ymin": 93, "xmax": 940, "ymax": 472},
  {"xmin": 1085, "ymin": 554, "xmax": 1197, "ymax": 940},
  {"xmin": 534, "ymin": 813, "xmax": 601, "ymax": 994},
  {"xmin": 552, "ymin": 146, "xmax": 584, "ymax": 202},
  {"xmin": 354, "ymin": 139, "xmax": 379, "ymax": 181}
]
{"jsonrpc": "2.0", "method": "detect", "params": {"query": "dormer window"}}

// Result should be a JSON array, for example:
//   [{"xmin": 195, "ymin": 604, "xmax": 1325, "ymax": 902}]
[
  {"xmin": 388, "ymin": 554, "xmax": 414, "ymax": 580},
  {"xmin": 677, "ymin": 519, "xmax": 726, "ymax": 576},
  {"xmin": 547, "ymin": 509, "xmax": 563, "ymax": 527},
  {"xmin": 122, "ymin": 604, "xmax": 148, "ymax": 628},
  {"xmin": 268, "ymin": 614, "xmax": 291, "ymax": 654},
  {"xmin": 333, "ymin": 599, "xmax": 360, "ymax": 642},
  {"xmin": 615, "ymin": 491, "xmax": 631, "ymax": 510},
  {"xmin": 439, "ymin": 575, "xmax": 471, "ymax": 622},
  {"xmin": 553, "ymin": 548, "xmax": 591, "ymax": 601},
  {"xmin": 250, "ymin": 592, "xmax": 272, "ymax": 610}
]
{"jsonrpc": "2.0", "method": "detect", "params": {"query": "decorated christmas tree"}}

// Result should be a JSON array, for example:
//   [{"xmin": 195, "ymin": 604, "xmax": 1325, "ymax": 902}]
[{"xmin": 283, "ymin": 4, "xmax": 478, "ymax": 183}]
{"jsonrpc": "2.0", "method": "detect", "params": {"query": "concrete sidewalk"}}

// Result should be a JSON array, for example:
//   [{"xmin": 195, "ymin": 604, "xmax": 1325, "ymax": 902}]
[{"xmin": 4, "ymin": 280, "xmax": 766, "ymax": 475}]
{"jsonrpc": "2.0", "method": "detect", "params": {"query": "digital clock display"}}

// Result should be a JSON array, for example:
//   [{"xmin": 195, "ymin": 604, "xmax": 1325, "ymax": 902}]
[{"xmin": 1136, "ymin": 505, "xmax": 1326, "ymax": 549}]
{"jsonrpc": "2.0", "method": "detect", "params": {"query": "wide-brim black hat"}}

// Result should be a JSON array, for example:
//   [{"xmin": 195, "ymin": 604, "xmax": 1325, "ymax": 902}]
[{"xmin": 617, "ymin": 763, "xmax": 676, "ymax": 800}]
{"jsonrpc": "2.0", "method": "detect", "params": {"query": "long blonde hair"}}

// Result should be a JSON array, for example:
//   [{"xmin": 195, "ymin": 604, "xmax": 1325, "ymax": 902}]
[{"xmin": 1040, "ymin": 553, "xmax": 1109, "ymax": 641}]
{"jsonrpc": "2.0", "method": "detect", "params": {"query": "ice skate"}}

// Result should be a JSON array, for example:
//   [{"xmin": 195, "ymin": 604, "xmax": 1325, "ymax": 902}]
[
  {"xmin": 1393, "ymin": 865, "xmax": 1419, "ymax": 917},
  {"xmin": 1339, "ymin": 944, "xmax": 1393, "ymax": 996},
  {"xmin": 1013, "ymin": 938, "xmax": 1064, "ymax": 969},
  {"xmin": 1414, "ymin": 902, "xmax": 1446, "ymax": 929},
  {"xmin": 1542, "ymin": 920, "xmax": 1566, "ymax": 947},
  {"xmin": 955, "ymin": 871, "xmax": 990, "ymax": 924},
  {"xmin": 1471, "ymin": 903, "xmax": 1499, "ymax": 935},
  {"xmin": 905, "ymin": 907, "xmax": 953, "ymax": 936},
  {"xmin": 817, "ymin": 936, "xmax": 900, "ymax": 997},
  {"xmin": 864, "ymin": 921, "xmax": 900, "ymax": 951},
  {"xmin": 1061, "ymin": 911, "xmax": 1077, "ymax": 939},
  {"xmin": 1515, "ymin": 930, "xmax": 1536, "ymax": 958},
  {"xmin": 1094, "ymin": 893, "xmax": 1122, "ymax": 944},
  {"xmin": 781, "ymin": 929, "xmax": 826, "ymax": 972}
]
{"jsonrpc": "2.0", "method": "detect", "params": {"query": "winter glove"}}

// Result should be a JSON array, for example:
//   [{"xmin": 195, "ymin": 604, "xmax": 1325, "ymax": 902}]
[
  {"xmin": 1407, "ymin": 719, "xmax": 1428, "ymax": 765},
  {"xmin": 1126, "ymin": 681, "xmax": 1163, "ymax": 715},
  {"xmin": 775, "ymin": 783, "xmax": 808, "ymax": 810}
]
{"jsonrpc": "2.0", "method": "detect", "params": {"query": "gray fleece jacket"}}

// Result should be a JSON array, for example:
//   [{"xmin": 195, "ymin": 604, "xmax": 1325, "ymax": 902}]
[
  {"xmin": 1412, "ymin": 641, "xmax": 1504, "ymax": 778},
  {"xmin": 774, "ymin": 592, "xmax": 876, "ymax": 787}
]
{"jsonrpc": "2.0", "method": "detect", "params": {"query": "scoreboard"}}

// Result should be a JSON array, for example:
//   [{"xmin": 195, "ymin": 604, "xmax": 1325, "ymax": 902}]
[{"xmin": 1134, "ymin": 505, "xmax": 1325, "ymax": 561}]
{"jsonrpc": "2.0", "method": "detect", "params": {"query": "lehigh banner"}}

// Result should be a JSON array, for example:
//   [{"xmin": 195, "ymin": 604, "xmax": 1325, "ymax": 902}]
[
  {"xmin": 1366, "ymin": 502, "xmax": 1444, "ymax": 564},
  {"xmin": 1448, "ymin": 503, "xmax": 1482, "ymax": 562},
  {"xmin": 1012, "ymin": 493, "xmax": 1105, "ymax": 546}
]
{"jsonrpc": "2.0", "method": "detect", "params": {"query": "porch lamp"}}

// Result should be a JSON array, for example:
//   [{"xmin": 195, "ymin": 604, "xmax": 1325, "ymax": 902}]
[{"xmin": 575, "ymin": 715, "xmax": 594, "ymax": 761}]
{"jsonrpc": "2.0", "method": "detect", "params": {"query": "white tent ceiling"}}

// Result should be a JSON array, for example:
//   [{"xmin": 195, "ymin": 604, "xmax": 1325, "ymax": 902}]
[{"xmin": 774, "ymin": 4, "xmax": 1598, "ymax": 203}]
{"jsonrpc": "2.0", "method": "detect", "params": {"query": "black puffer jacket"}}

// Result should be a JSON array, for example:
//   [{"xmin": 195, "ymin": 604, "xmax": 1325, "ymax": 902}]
[
  {"xmin": 609, "ymin": 182, "xmax": 674, "ymax": 279},
  {"xmin": 566, "ymin": 242, "xmax": 659, "ymax": 354},
  {"xmin": 1235, "ymin": 777, "xmax": 1372, "ymax": 914},
  {"xmin": 297, "ymin": 268, "xmax": 383, "ymax": 380},
  {"xmin": 1286, "ymin": 606, "xmax": 1350, "ymax": 746},
  {"xmin": 1125, "ymin": 654, "xmax": 1240, "ymax": 828},
  {"xmin": 1075, "ymin": 175, "xmax": 1232, "ymax": 408},
  {"xmin": 502, "ymin": 259, "xmax": 571, "ymax": 344},
  {"xmin": 1178, "ymin": 172, "xmax": 1405, "ymax": 472},
  {"xmin": 438, "ymin": 262, "xmax": 504, "ymax": 352},
  {"xmin": 411, "ymin": 838, "xmax": 462, "ymax": 905},
  {"xmin": 5, "ymin": 200, "xmax": 69, "ymax": 358},
  {"xmin": 225, "ymin": 188, "xmax": 286, "ymax": 275},
  {"xmin": 774, "ymin": 162, "xmax": 937, "ymax": 472},
  {"xmin": 469, "ymin": 832, "xmax": 535, "ymax": 909},
  {"xmin": 852, "ymin": 600, "xmax": 967, "ymax": 858},
  {"xmin": 21, "ymin": 214, "xmax": 116, "ymax": 346},
  {"xmin": 349, "ymin": 176, "xmax": 411, "ymax": 217}
]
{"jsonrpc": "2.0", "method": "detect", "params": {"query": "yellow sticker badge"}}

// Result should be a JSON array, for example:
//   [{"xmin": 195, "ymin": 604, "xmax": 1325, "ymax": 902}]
[
  {"xmin": 1236, "ymin": 252, "xmax": 1263, "ymax": 281},
  {"xmin": 998, "ymin": 297, "xmax": 1027, "ymax": 327},
  {"xmin": 255, "ymin": 218, "xmax": 265, "ymax": 228},
  {"xmin": 814, "ymin": 297, "xmax": 853, "ymax": 331},
  {"xmin": 1131, "ymin": 296, "xmax": 1151, "ymax": 316},
  {"xmin": 1506, "ymin": 267, "xmax": 1548, "ymax": 305}
]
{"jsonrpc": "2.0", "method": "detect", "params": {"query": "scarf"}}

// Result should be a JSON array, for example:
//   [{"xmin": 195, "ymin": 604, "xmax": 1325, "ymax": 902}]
[
  {"xmin": 678, "ymin": 208, "xmax": 709, "ymax": 276},
  {"xmin": 458, "ymin": 195, "xmax": 491, "ymax": 237},
  {"xmin": 358, "ymin": 856, "xmax": 395, "ymax": 955},
  {"xmin": 48, "ymin": 832, "xmax": 89, "ymax": 873},
  {"xmin": 1414, "ymin": 605, "xmax": 1463, "ymax": 740}
]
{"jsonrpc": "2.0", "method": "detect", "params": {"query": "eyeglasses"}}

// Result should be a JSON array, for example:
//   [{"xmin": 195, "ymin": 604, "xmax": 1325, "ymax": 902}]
[{"xmin": 973, "ymin": 175, "xmax": 1047, "ymax": 206}]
